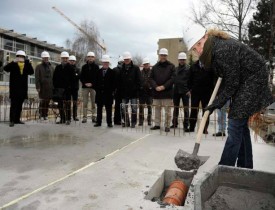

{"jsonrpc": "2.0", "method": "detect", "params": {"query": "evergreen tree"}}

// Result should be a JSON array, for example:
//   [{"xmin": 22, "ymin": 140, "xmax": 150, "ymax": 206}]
[{"xmin": 248, "ymin": 0, "xmax": 272, "ymax": 59}]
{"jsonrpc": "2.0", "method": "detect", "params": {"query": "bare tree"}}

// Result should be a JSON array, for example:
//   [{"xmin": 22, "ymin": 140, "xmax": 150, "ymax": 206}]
[
  {"xmin": 66, "ymin": 19, "xmax": 102, "ymax": 66},
  {"xmin": 191, "ymin": 0, "xmax": 256, "ymax": 41},
  {"xmin": 132, "ymin": 54, "xmax": 144, "ymax": 67}
]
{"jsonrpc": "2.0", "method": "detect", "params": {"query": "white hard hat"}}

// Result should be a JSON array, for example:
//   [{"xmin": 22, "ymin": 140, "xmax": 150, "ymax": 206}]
[
  {"xmin": 123, "ymin": 51, "xmax": 132, "ymax": 60},
  {"xmin": 118, "ymin": 56, "xmax": 124, "ymax": 62},
  {"xmin": 159, "ymin": 48, "xmax": 168, "ymax": 55},
  {"xmin": 16, "ymin": 50, "xmax": 26, "ymax": 57},
  {"xmin": 142, "ymin": 57, "xmax": 150, "ymax": 64},
  {"xmin": 178, "ymin": 52, "xmax": 187, "ymax": 60},
  {"xmin": 183, "ymin": 24, "xmax": 206, "ymax": 51},
  {"xmin": 101, "ymin": 54, "xmax": 110, "ymax": 63},
  {"xmin": 41, "ymin": 51, "xmax": 50, "ymax": 58},
  {"xmin": 69, "ymin": 55, "xmax": 76, "ymax": 61},
  {"xmin": 61, "ymin": 51, "xmax": 69, "ymax": 58},
  {"xmin": 87, "ymin": 52, "xmax": 95, "ymax": 57}
]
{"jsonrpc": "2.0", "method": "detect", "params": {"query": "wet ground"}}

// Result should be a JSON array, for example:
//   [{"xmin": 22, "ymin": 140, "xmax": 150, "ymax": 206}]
[{"xmin": 0, "ymin": 121, "xmax": 275, "ymax": 210}]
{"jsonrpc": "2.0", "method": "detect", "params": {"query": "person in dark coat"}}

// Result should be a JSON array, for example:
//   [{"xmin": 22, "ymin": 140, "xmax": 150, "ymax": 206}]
[
  {"xmin": 117, "ymin": 51, "xmax": 142, "ymax": 128},
  {"xmin": 68, "ymin": 55, "xmax": 80, "ymax": 121},
  {"xmin": 94, "ymin": 55, "xmax": 116, "ymax": 127},
  {"xmin": 150, "ymin": 48, "xmax": 175, "ymax": 132},
  {"xmin": 183, "ymin": 24, "xmax": 273, "ymax": 169},
  {"xmin": 188, "ymin": 60, "xmax": 214, "ymax": 133},
  {"xmin": 113, "ymin": 56, "xmax": 123, "ymax": 125},
  {"xmin": 52, "ymin": 51, "xmax": 74, "ymax": 125},
  {"xmin": 138, "ymin": 57, "xmax": 153, "ymax": 126},
  {"xmin": 4, "ymin": 50, "xmax": 34, "ymax": 127},
  {"xmin": 171, "ymin": 52, "xmax": 191, "ymax": 131},
  {"xmin": 35, "ymin": 51, "xmax": 54, "ymax": 120}
]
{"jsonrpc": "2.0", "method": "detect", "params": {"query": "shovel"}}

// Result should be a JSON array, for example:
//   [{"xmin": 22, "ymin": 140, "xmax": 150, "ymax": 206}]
[{"xmin": 175, "ymin": 77, "xmax": 223, "ymax": 171}]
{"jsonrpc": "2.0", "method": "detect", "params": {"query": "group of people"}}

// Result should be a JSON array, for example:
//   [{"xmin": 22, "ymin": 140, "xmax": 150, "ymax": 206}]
[{"xmin": 4, "ymin": 47, "xmax": 230, "ymax": 136}]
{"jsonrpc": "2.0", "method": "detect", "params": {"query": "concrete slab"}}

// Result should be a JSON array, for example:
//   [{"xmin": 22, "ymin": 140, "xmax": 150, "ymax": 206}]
[{"xmin": 0, "ymin": 122, "xmax": 274, "ymax": 210}]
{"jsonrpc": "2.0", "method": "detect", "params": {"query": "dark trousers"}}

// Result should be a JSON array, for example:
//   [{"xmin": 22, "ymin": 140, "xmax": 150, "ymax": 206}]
[
  {"xmin": 114, "ymin": 95, "xmax": 122, "ymax": 124},
  {"xmin": 172, "ymin": 93, "xmax": 189, "ymax": 128},
  {"xmin": 58, "ymin": 91, "xmax": 71, "ymax": 123},
  {"xmin": 39, "ymin": 99, "xmax": 50, "ymax": 118},
  {"xmin": 96, "ymin": 103, "xmax": 112, "ymax": 125},
  {"xmin": 219, "ymin": 118, "xmax": 253, "ymax": 169},
  {"xmin": 139, "ymin": 96, "xmax": 152, "ymax": 124},
  {"xmin": 189, "ymin": 92, "xmax": 211, "ymax": 131},
  {"xmin": 10, "ymin": 96, "xmax": 25, "ymax": 123},
  {"xmin": 68, "ymin": 89, "xmax": 78, "ymax": 120}
]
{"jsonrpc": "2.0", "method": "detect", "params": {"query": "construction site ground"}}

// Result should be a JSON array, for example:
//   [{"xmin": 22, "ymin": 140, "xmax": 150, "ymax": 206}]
[{"xmin": 0, "ymin": 120, "xmax": 274, "ymax": 210}]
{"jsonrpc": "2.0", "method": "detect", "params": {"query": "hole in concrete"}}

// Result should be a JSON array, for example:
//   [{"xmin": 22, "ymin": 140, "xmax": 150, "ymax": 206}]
[{"xmin": 144, "ymin": 170, "xmax": 195, "ymax": 207}]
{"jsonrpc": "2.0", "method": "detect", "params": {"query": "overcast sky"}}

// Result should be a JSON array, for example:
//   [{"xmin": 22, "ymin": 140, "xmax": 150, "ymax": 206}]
[{"xmin": 0, "ymin": 0, "xmax": 197, "ymax": 66}]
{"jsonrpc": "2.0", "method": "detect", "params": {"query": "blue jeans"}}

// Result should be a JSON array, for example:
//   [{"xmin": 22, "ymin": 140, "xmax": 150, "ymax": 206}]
[
  {"xmin": 121, "ymin": 98, "xmax": 138, "ymax": 125},
  {"xmin": 219, "ymin": 118, "xmax": 253, "ymax": 169},
  {"xmin": 217, "ymin": 100, "xmax": 229, "ymax": 132}
]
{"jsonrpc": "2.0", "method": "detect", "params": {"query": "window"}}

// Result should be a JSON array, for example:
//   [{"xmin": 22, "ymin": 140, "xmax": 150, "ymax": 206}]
[
  {"xmin": 3, "ymin": 36, "xmax": 13, "ymax": 51},
  {"xmin": 29, "ymin": 76, "xmax": 35, "ymax": 85},
  {"xmin": 37, "ymin": 47, "xmax": 44, "ymax": 57},
  {"xmin": 30, "ymin": 44, "xmax": 35, "ymax": 56},
  {"xmin": 15, "ymin": 40, "xmax": 25, "ymax": 51}
]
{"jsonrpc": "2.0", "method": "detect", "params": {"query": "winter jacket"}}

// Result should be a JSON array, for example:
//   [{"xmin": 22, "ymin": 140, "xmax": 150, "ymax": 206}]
[
  {"xmin": 52, "ymin": 63, "xmax": 74, "ymax": 90},
  {"xmin": 71, "ymin": 65, "xmax": 80, "ymax": 90},
  {"xmin": 117, "ymin": 61, "xmax": 142, "ymax": 99},
  {"xmin": 150, "ymin": 60, "xmax": 175, "ymax": 99},
  {"xmin": 210, "ymin": 37, "xmax": 273, "ymax": 119},
  {"xmin": 174, "ymin": 64, "xmax": 190, "ymax": 95},
  {"xmin": 113, "ymin": 63, "xmax": 122, "ymax": 97},
  {"xmin": 140, "ymin": 67, "xmax": 152, "ymax": 97},
  {"xmin": 35, "ymin": 62, "xmax": 54, "ymax": 99},
  {"xmin": 189, "ymin": 60, "xmax": 214, "ymax": 95},
  {"xmin": 80, "ymin": 62, "xmax": 99, "ymax": 89},
  {"xmin": 94, "ymin": 67, "xmax": 116, "ymax": 105},
  {"xmin": 4, "ymin": 60, "xmax": 34, "ymax": 99}
]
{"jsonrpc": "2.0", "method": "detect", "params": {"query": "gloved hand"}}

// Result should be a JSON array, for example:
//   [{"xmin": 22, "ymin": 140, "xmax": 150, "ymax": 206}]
[{"xmin": 204, "ymin": 104, "xmax": 218, "ymax": 115}]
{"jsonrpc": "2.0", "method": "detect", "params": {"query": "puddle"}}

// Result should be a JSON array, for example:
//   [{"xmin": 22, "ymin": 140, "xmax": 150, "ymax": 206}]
[{"xmin": 0, "ymin": 132, "xmax": 86, "ymax": 148}]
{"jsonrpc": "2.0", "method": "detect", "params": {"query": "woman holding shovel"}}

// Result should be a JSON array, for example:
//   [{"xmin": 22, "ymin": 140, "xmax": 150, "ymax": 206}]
[{"xmin": 182, "ymin": 24, "xmax": 273, "ymax": 169}]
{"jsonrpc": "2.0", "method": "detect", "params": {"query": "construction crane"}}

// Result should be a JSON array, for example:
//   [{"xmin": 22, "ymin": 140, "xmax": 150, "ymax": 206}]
[{"xmin": 52, "ymin": 6, "xmax": 106, "ymax": 53}]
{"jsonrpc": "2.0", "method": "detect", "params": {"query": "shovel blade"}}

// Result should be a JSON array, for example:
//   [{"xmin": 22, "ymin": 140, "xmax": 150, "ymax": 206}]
[{"xmin": 174, "ymin": 149, "xmax": 209, "ymax": 171}]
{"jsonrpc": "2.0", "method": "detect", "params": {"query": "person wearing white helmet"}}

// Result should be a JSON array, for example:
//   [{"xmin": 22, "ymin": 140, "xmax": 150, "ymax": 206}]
[
  {"xmin": 138, "ymin": 57, "xmax": 153, "ymax": 126},
  {"xmin": 150, "ymin": 48, "xmax": 175, "ymax": 132},
  {"xmin": 52, "ymin": 51, "xmax": 74, "ymax": 125},
  {"xmin": 4, "ymin": 50, "xmax": 34, "ymax": 127},
  {"xmin": 80, "ymin": 51, "xmax": 99, "ymax": 123},
  {"xmin": 93, "ymin": 55, "xmax": 116, "ymax": 128},
  {"xmin": 68, "ymin": 55, "xmax": 81, "ymax": 121},
  {"xmin": 35, "ymin": 51, "xmax": 54, "ymax": 121},
  {"xmin": 183, "ymin": 24, "xmax": 273, "ymax": 169},
  {"xmin": 171, "ymin": 52, "xmax": 191, "ymax": 131},
  {"xmin": 113, "ymin": 56, "xmax": 124, "ymax": 125},
  {"xmin": 117, "ymin": 51, "xmax": 142, "ymax": 128}
]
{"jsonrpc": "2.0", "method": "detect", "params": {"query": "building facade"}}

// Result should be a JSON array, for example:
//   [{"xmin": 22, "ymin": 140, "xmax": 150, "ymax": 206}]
[
  {"xmin": 157, "ymin": 38, "xmax": 198, "ymax": 65},
  {"xmin": 0, "ymin": 28, "xmax": 74, "ymax": 97}
]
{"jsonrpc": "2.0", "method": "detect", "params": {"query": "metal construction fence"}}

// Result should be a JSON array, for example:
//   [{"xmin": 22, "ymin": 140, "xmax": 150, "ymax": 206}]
[{"xmin": 0, "ymin": 96, "xmax": 233, "ymax": 136}]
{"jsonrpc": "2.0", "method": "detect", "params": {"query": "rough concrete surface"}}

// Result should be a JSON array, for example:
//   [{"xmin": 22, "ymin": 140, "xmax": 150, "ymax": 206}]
[
  {"xmin": 0, "ymin": 121, "xmax": 275, "ymax": 210},
  {"xmin": 204, "ymin": 186, "xmax": 275, "ymax": 210},
  {"xmin": 174, "ymin": 149, "xmax": 201, "ymax": 171}
]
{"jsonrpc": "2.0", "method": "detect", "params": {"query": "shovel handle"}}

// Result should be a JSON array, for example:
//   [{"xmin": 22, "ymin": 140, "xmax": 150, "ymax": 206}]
[{"xmin": 195, "ymin": 77, "xmax": 223, "ymax": 144}]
